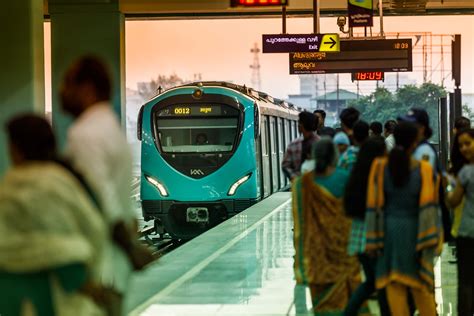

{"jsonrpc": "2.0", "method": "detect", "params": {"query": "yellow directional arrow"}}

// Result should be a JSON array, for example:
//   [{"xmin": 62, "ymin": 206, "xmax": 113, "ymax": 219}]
[{"xmin": 319, "ymin": 34, "xmax": 340, "ymax": 52}]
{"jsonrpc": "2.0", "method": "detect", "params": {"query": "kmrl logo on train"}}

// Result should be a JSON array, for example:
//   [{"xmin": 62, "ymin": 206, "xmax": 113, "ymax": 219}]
[{"xmin": 262, "ymin": 34, "xmax": 340, "ymax": 53}]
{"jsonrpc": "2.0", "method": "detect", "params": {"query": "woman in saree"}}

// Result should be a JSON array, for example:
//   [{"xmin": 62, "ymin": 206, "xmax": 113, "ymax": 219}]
[
  {"xmin": 0, "ymin": 114, "xmax": 106, "ymax": 316},
  {"xmin": 292, "ymin": 137, "xmax": 360, "ymax": 315},
  {"xmin": 364, "ymin": 122, "xmax": 441, "ymax": 316}
]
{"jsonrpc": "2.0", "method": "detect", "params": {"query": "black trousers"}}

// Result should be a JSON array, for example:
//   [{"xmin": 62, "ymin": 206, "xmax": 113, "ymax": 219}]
[{"xmin": 457, "ymin": 237, "xmax": 474, "ymax": 316}]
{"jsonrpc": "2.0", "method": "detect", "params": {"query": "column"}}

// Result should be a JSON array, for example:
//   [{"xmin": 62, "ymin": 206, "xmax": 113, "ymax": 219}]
[
  {"xmin": 0, "ymin": 0, "xmax": 45, "ymax": 175},
  {"xmin": 49, "ymin": 0, "xmax": 125, "ymax": 147}
]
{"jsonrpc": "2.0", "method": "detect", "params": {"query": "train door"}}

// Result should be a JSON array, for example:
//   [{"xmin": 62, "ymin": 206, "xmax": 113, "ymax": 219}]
[
  {"xmin": 269, "ymin": 116, "xmax": 278, "ymax": 193},
  {"xmin": 277, "ymin": 118, "xmax": 285, "ymax": 190},
  {"xmin": 261, "ymin": 116, "xmax": 271, "ymax": 197}
]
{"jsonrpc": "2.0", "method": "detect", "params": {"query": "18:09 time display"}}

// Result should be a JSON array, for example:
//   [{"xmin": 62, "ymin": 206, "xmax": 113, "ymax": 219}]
[{"xmin": 351, "ymin": 71, "xmax": 384, "ymax": 81}]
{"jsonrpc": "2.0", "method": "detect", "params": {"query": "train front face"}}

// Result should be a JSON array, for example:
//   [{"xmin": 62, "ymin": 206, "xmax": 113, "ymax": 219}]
[{"xmin": 140, "ymin": 86, "xmax": 258, "ymax": 239}]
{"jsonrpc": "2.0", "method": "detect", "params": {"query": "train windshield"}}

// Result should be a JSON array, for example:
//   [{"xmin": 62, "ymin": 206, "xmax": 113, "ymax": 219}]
[{"xmin": 156, "ymin": 117, "xmax": 239, "ymax": 153}]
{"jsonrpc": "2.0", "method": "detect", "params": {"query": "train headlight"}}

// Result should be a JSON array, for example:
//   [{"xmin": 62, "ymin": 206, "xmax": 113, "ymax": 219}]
[
  {"xmin": 145, "ymin": 175, "xmax": 169, "ymax": 197},
  {"xmin": 227, "ymin": 173, "xmax": 252, "ymax": 196},
  {"xmin": 192, "ymin": 88, "xmax": 203, "ymax": 99}
]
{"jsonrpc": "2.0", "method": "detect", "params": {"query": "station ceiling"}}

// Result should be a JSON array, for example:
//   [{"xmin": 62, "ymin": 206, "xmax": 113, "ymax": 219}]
[{"xmin": 44, "ymin": 0, "xmax": 474, "ymax": 18}]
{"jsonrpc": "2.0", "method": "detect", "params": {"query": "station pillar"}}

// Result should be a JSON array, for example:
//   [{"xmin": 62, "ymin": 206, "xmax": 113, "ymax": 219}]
[
  {"xmin": 0, "ymin": 0, "xmax": 45, "ymax": 176},
  {"xmin": 49, "ymin": 0, "xmax": 125, "ymax": 147}
]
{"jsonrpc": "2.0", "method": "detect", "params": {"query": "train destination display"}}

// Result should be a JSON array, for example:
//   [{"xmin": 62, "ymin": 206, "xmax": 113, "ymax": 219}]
[
  {"xmin": 289, "ymin": 38, "xmax": 412, "ymax": 74},
  {"xmin": 158, "ymin": 105, "xmax": 223, "ymax": 117},
  {"xmin": 263, "ymin": 34, "xmax": 340, "ymax": 53}
]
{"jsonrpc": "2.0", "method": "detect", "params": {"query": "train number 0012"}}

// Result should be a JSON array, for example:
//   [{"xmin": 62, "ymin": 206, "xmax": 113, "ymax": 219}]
[{"xmin": 174, "ymin": 107, "xmax": 191, "ymax": 115}]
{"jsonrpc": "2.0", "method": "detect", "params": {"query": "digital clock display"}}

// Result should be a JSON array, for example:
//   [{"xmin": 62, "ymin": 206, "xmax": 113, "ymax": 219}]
[
  {"xmin": 352, "ymin": 71, "xmax": 384, "ymax": 81},
  {"xmin": 231, "ymin": 0, "xmax": 288, "ymax": 6}
]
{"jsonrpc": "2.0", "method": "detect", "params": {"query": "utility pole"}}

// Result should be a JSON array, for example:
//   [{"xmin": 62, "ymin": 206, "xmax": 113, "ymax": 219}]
[{"xmin": 250, "ymin": 42, "xmax": 261, "ymax": 90}]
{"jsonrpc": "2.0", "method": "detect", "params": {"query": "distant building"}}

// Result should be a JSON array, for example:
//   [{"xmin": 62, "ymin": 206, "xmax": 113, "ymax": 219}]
[
  {"xmin": 287, "ymin": 94, "xmax": 312, "ymax": 110},
  {"xmin": 313, "ymin": 89, "xmax": 360, "ymax": 127},
  {"xmin": 463, "ymin": 93, "xmax": 474, "ymax": 111},
  {"xmin": 286, "ymin": 74, "xmax": 338, "ymax": 111},
  {"xmin": 382, "ymin": 74, "xmax": 417, "ymax": 92}
]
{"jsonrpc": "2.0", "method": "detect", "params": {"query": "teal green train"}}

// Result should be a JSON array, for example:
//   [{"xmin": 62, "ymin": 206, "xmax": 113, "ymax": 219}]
[{"xmin": 137, "ymin": 82, "xmax": 299, "ymax": 239}]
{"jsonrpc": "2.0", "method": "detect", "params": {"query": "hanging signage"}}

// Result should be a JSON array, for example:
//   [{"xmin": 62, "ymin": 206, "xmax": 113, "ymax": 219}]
[
  {"xmin": 262, "ymin": 34, "xmax": 340, "ymax": 53},
  {"xmin": 289, "ymin": 38, "xmax": 412, "ymax": 74},
  {"xmin": 348, "ymin": 0, "xmax": 373, "ymax": 27}
]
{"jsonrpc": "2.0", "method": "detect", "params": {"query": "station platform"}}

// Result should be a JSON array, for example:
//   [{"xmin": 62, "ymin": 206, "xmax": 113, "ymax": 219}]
[{"xmin": 126, "ymin": 192, "xmax": 457, "ymax": 316}]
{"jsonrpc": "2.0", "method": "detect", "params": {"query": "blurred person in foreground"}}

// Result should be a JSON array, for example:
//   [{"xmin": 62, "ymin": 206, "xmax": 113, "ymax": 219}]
[
  {"xmin": 60, "ymin": 56, "xmax": 153, "ymax": 315},
  {"xmin": 344, "ymin": 137, "xmax": 390, "ymax": 316},
  {"xmin": 0, "ymin": 114, "xmax": 106, "ymax": 316},
  {"xmin": 446, "ymin": 128, "xmax": 474, "ymax": 316},
  {"xmin": 383, "ymin": 120, "xmax": 397, "ymax": 152},
  {"xmin": 365, "ymin": 122, "xmax": 441, "ymax": 316},
  {"xmin": 292, "ymin": 138, "xmax": 359, "ymax": 315},
  {"xmin": 282, "ymin": 111, "xmax": 319, "ymax": 181},
  {"xmin": 338, "ymin": 120, "xmax": 369, "ymax": 172}
]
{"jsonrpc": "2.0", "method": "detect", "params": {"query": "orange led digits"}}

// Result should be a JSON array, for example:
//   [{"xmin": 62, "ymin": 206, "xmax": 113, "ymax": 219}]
[
  {"xmin": 231, "ymin": 0, "xmax": 288, "ymax": 6},
  {"xmin": 352, "ymin": 72, "xmax": 384, "ymax": 81}
]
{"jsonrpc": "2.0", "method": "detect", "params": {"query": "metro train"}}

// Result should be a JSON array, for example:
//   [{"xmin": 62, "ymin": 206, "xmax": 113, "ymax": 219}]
[{"xmin": 137, "ymin": 81, "xmax": 300, "ymax": 239}]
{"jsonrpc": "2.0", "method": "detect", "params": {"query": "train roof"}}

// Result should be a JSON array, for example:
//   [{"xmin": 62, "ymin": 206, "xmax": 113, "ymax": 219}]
[{"xmin": 179, "ymin": 81, "xmax": 301, "ymax": 111}]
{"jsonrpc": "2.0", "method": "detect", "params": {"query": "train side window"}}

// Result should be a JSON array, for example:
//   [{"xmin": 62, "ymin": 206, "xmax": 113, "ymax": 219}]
[
  {"xmin": 254, "ymin": 103, "xmax": 260, "ymax": 139},
  {"xmin": 137, "ymin": 105, "xmax": 144, "ymax": 141},
  {"xmin": 261, "ymin": 116, "xmax": 268, "ymax": 155},
  {"xmin": 278, "ymin": 118, "xmax": 283, "ymax": 153},
  {"xmin": 270, "ymin": 117, "xmax": 276, "ymax": 154}
]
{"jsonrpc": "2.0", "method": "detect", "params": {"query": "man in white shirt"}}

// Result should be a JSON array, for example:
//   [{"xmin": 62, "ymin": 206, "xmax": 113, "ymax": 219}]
[
  {"xmin": 384, "ymin": 120, "xmax": 397, "ymax": 152},
  {"xmin": 60, "ymin": 56, "xmax": 138, "ymax": 315}
]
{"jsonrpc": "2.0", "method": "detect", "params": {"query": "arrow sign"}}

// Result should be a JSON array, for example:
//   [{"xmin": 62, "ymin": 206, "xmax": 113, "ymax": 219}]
[
  {"xmin": 262, "ymin": 33, "xmax": 340, "ymax": 53},
  {"xmin": 324, "ymin": 37, "xmax": 337, "ymax": 48},
  {"xmin": 319, "ymin": 34, "xmax": 340, "ymax": 52}
]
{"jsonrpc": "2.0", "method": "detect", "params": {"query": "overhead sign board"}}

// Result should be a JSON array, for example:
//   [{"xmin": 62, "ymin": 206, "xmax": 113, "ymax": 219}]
[
  {"xmin": 348, "ymin": 0, "xmax": 373, "ymax": 27},
  {"xmin": 262, "ymin": 34, "xmax": 340, "ymax": 53},
  {"xmin": 289, "ymin": 38, "xmax": 412, "ymax": 74}
]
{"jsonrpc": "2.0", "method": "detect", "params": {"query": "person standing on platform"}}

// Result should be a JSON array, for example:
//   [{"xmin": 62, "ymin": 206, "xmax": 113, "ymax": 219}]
[
  {"xmin": 383, "ymin": 120, "xmax": 397, "ymax": 152},
  {"xmin": 365, "ymin": 122, "xmax": 441, "ymax": 316},
  {"xmin": 369, "ymin": 121, "xmax": 383, "ymax": 138},
  {"xmin": 314, "ymin": 109, "xmax": 335, "ymax": 138},
  {"xmin": 292, "ymin": 138, "xmax": 360, "ymax": 315},
  {"xmin": 446, "ymin": 128, "xmax": 474, "ymax": 316},
  {"xmin": 334, "ymin": 131, "xmax": 350, "ymax": 155},
  {"xmin": 452, "ymin": 116, "xmax": 471, "ymax": 136},
  {"xmin": 282, "ymin": 111, "xmax": 319, "ymax": 180},
  {"xmin": 60, "ymin": 56, "xmax": 153, "ymax": 316},
  {"xmin": 344, "ymin": 137, "xmax": 390, "ymax": 316},
  {"xmin": 338, "ymin": 120, "xmax": 369, "ymax": 172},
  {"xmin": 339, "ymin": 107, "xmax": 360, "ymax": 144},
  {"xmin": 0, "ymin": 115, "xmax": 106, "ymax": 316},
  {"xmin": 400, "ymin": 108, "xmax": 453, "ymax": 244}
]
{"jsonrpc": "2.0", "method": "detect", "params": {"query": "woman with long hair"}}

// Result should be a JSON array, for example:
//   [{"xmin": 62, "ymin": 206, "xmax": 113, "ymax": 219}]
[
  {"xmin": 365, "ymin": 122, "xmax": 441, "ymax": 316},
  {"xmin": 292, "ymin": 138, "xmax": 360, "ymax": 314},
  {"xmin": 344, "ymin": 136, "xmax": 390, "ymax": 316},
  {"xmin": 446, "ymin": 128, "xmax": 474, "ymax": 316}
]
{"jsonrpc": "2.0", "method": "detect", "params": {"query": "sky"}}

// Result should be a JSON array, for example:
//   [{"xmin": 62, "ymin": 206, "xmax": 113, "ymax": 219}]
[
  {"xmin": 44, "ymin": 15, "xmax": 474, "ymax": 110},
  {"xmin": 124, "ymin": 15, "xmax": 474, "ymax": 98}
]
